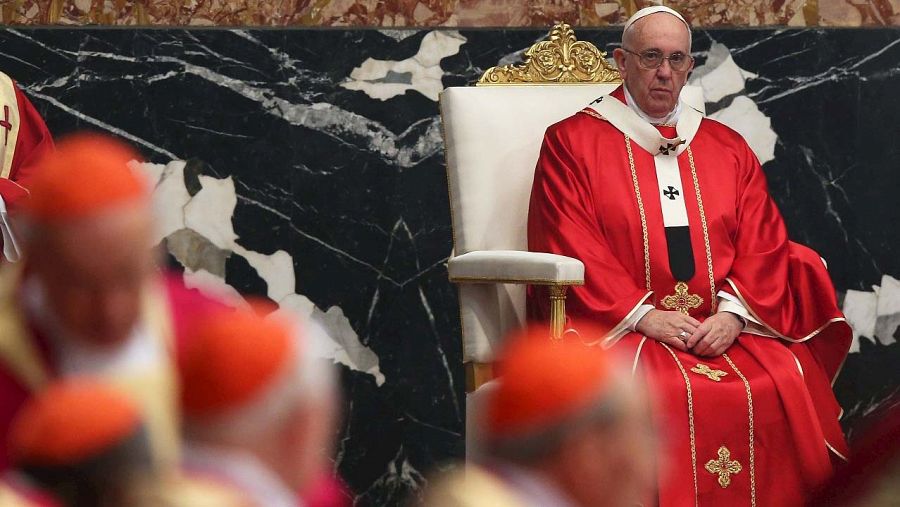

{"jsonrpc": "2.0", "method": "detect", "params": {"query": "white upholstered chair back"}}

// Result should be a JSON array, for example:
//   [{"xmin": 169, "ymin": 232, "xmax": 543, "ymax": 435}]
[
  {"xmin": 441, "ymin": 85, "xmax": 618, "ymax": 364},
  {"xmin": 442, "ymin": 85, "xmax": 621, "ymax": 255}
]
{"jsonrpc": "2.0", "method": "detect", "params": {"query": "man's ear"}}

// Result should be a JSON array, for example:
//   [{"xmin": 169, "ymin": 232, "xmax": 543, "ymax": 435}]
[{"xmin": 612, "ymin": 48, "xmax": 628, "ymax": 79}]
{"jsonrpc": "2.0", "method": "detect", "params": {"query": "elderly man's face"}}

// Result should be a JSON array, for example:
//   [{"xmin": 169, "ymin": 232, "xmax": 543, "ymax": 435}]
[
  {"xmin": 613, "ymin": 13, "xmax": 693, "ymax": 118},
  {"xmin": 29, "ymin": 204, "xmax": 157, "ymax": 348}
]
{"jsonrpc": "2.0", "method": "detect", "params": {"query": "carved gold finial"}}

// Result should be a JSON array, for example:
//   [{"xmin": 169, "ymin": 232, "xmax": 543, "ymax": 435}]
[{"xmin": 477, "ymin": 23, "xmax": 621, "ymax": 85}]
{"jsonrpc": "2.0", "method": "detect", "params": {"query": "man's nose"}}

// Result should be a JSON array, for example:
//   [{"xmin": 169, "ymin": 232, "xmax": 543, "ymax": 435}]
[{"xmin": 656, "ymin": 59, "xmax": 673, "ymax": 79}]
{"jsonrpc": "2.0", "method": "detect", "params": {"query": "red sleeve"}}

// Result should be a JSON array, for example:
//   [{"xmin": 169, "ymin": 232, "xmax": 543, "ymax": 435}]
[
  {"xmin": 722, "ymin": 141, "xmax": 851, "ymax": 378},
  {"xmin": 527, "ymin": 122, "xmax": 650, "ymax": 335},
  {"xmin": 1, "ymin": 83, "xmax": 53, "ymax": 210}
]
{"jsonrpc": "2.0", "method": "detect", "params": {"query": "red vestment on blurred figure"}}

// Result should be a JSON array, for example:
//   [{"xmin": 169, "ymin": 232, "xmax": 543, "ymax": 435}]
[
  {"xmin": 0, "ymin": 72, "xmax": 53, "ymax": 262},
  {"xmin": 528, "ymin": 86, "xmax": 852, "ymax": 507},
  {"xmin": 0, "ymin": 272, "xmax": 221, "ymax": 471},
  {"xmin": 0, "ymin": 72, "xmax": 53, "ymax": 212}
]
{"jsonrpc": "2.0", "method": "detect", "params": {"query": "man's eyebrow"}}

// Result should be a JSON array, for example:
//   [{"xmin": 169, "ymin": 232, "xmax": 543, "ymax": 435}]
[{"xmin": 640, "ymin": 47, "xmax": 687, "ymax": 55}]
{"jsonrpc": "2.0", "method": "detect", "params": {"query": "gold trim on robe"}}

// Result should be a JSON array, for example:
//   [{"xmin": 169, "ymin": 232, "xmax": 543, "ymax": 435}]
[
  {"xmin": 0, "ymin": 265, "xmax": 49, "ymax": 391},
  {"xmin": 631, "ymin": 336, "xmax": 648, "ymax": 377},
  {"xmin": 724, "ymin": 278, "xmax": 847, "ymax": 346},
  {"xmin": 0, "ymin": 72, "xmax": 21, "ymax": 180},
  {"xmin": 595, "ymin": 291, "xmax": 654, "ymax": 348}
]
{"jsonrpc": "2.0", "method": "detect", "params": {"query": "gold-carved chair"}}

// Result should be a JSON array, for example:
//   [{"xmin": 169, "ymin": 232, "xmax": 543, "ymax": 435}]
[{"xmin": 440, "ymin": 24, "xmax": 705, "ymax": 394}]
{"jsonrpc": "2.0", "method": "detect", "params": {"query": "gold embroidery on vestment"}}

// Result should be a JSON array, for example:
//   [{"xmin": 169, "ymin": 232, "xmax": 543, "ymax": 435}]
[
  {"xmin": 687, "ymin": 148, "xmax": 718, "ymax": 313},
  {"xmin": 705, "ymin": 445, "xmax": 742, "ymax": 488},
  {"xmin": 723, "ymin": 353, "xmax": 756, "ymax": 506},
  {"xmin": 624, "ymin": 136, "xmax": 651, "ymax": 291},
  {"xmin": 662, "ymin": 281, "xmax": 703, "ymax": 315},
  {"xmin": 690, "ymin": 363, "xmax": 728, "ymax": 382},
  {"xmin": 660, "ymin": 344, "xmax": 699, "ymax": 506}
]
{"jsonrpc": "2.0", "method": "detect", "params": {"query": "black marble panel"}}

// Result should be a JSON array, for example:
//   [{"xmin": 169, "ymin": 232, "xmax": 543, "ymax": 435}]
[{"xmin": 0, "ymin": 26, "xmax": 897, "ymax": 505}]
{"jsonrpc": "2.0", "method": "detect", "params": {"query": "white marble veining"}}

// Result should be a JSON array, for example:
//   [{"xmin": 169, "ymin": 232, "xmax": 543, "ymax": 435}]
[
  {"xmin": 709, "ymin": 96, "xmax": 777, "ymax": 164},
  {"xmin": 140, "ymin": 161, "xmax": 386, "ymax": 386},
  {"xmin": 842, "ymin": 274, "xmax": 900, "ymax": 352},
  {"xmin": 843, "ymin": 289, "xmax": 878, "ymax": 353},
  {"xmin": 693, "ymin": 43, "xmax": 758, "ymax": 103},
  {"xmin": 14, "ymin": 30, "xmax": 443, "ymax": 170},
  {"xmin": 690, "ymin": 41, "xmax": 778, "ymax": 164},
  {"xmin": 342, "ymin": 31, "xmax": 466, "ymax": 102},
  {"xmin": 875, "ymin": 275, "xmax": 900, "ymax": 347},
  {"xmin": 138, "ymin": 161, "xmax": 193, "ymax": 245},
  {"xmin": 357, "ymin": 446, "xmax": 425, "ymax": 505}
]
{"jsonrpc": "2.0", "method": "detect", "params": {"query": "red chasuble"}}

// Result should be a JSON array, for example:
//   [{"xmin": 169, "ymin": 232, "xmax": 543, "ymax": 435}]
[{"xmin": 528, "ymin": 86, "xmax": 851, "ymax": 507}]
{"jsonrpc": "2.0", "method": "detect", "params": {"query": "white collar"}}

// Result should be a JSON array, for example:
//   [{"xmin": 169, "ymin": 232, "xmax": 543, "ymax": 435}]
[
  {"xmin": 494, "ymin": 464, "xmax": 578, "ymax": 507},
  {"xmin": 623, "ymin": 83, "xmax": 681, "ymax": 125},
  {"xmin": 183, "ymin": 444, "xmax": 300, "ymax": 507},
  {"xmin": 584, "ymin": 87, "xmax": 703, "ymax": 157}
]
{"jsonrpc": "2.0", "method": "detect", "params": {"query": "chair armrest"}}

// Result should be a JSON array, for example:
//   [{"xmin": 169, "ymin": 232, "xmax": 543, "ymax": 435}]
[{"xmin": 448, "ymin": 250, "xmax": 584, "ymax": 285}]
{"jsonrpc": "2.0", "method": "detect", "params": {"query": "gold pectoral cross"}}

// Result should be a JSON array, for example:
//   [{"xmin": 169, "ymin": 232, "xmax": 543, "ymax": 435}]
[
  {"xmin": 705, "ymin": 446, "xmax": 742, "ymax": 488},
  {"xmin": 661, "ymin": 281, "xmax": 702, "ymax": 315},
  {"xmin": 691, "ymin": 363, "xmax": 728, "ymax": 382}
]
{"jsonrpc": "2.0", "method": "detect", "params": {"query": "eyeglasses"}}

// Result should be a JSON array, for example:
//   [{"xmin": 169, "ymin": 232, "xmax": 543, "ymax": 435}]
[{"xmin": 622, "ymin": 48, "xmax": 693, "ymax": 72}]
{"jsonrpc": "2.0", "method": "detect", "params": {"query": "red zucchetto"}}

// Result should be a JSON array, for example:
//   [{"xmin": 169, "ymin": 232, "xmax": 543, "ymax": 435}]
[
  {"xmin": 178, "ymin": 300, "xmax": 298, "ymax": 418},
  {"xmin": 9, "ymin": 379, "xmax": 141, "ymax": 466},
  {"xmin": 485, "ymin": 326, "xmax": 613, "ymax": 439}
]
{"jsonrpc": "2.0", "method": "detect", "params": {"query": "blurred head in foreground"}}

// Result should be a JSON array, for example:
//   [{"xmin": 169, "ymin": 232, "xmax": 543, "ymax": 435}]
[
  {"xmin": 480, "ymin": 327, "xmax": 656, "ymax": 507},
  {"xmin": 8, "ymin": 379, "xmax": 153, "ymax": 507},
  {"xmin": 19, "ymin": 133, "xmax": 155, "ymax": 347},
  {"xmin": 178, "ymin": 300, "xmax": 338, "ymax": 501}
]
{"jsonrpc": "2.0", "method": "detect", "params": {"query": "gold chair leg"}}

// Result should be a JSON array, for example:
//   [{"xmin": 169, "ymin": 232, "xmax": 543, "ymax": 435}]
[
  {"xmin": 465, "ymin": 362, "xmax": 494, "ymax": 393},
  {"xmin": 549, "ymin": 284, "xmax": 568, "ymax": 340}
]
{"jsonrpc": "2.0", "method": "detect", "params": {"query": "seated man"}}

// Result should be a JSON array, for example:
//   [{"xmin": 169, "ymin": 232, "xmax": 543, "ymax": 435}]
[
  {"xmin": 527, "ymin": 6, "xmax": 852, "ymax": 506},
  {"xmin": 422, "ymin": 328, "xmax": 655, "ymax": 507},
  {"xmin": 0, "ymin": 133, "xmax": 221, "ymax": 472}
]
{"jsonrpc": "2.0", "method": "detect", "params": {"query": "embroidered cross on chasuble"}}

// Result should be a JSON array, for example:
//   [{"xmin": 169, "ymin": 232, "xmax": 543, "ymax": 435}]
[
  {"xmin": 705, "ymin": 446, "xmax": 742, "ymax": 488},
  {"xmin": 662, "ymin": 281, "xmax": 702, "ymax": 315},
  {"xmin": 690, "ymin": 363, "xmax": 728, "ymax": 382}
]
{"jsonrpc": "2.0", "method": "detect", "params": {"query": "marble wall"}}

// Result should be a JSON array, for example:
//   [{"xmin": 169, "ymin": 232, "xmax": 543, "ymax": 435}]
[
  {"xmin": 0, "ymin": 25, "xmax": 898, "ymax": 505},
  {"xmin": 1, "ymin": 0, "xmax": 898, "ymax": 26}
]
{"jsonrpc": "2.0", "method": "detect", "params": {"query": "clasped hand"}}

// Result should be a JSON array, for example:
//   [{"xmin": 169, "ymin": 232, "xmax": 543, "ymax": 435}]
[{"xmin": 635, "ymin": 309, "xmax": 742, "ymax": 356}]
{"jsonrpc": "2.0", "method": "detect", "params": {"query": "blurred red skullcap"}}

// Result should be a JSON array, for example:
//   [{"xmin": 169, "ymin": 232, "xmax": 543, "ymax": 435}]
[
  {"xmin": 179, "ymin": 300, "xmax": 298, "ymax": 418},
  {"xmin": 9, "ymin": 379, "xmax": 141, "ymax": 466},
  {"xmin": 22, "ymin": 132, "xmax": 146, "ymax": 222},
  {"xmin": 485, "ymin": 326, "xmax": 613, "ymax": 439}
]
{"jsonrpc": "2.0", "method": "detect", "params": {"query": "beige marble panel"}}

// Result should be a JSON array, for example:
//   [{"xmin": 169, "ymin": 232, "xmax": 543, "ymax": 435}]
[
  {"xmin": 820, "ymin": 0, "xmax": 900, "ymax": 25},
  {"xmin": 0, "ymin": 0, "xmax": 891, "ymax": 27}
]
